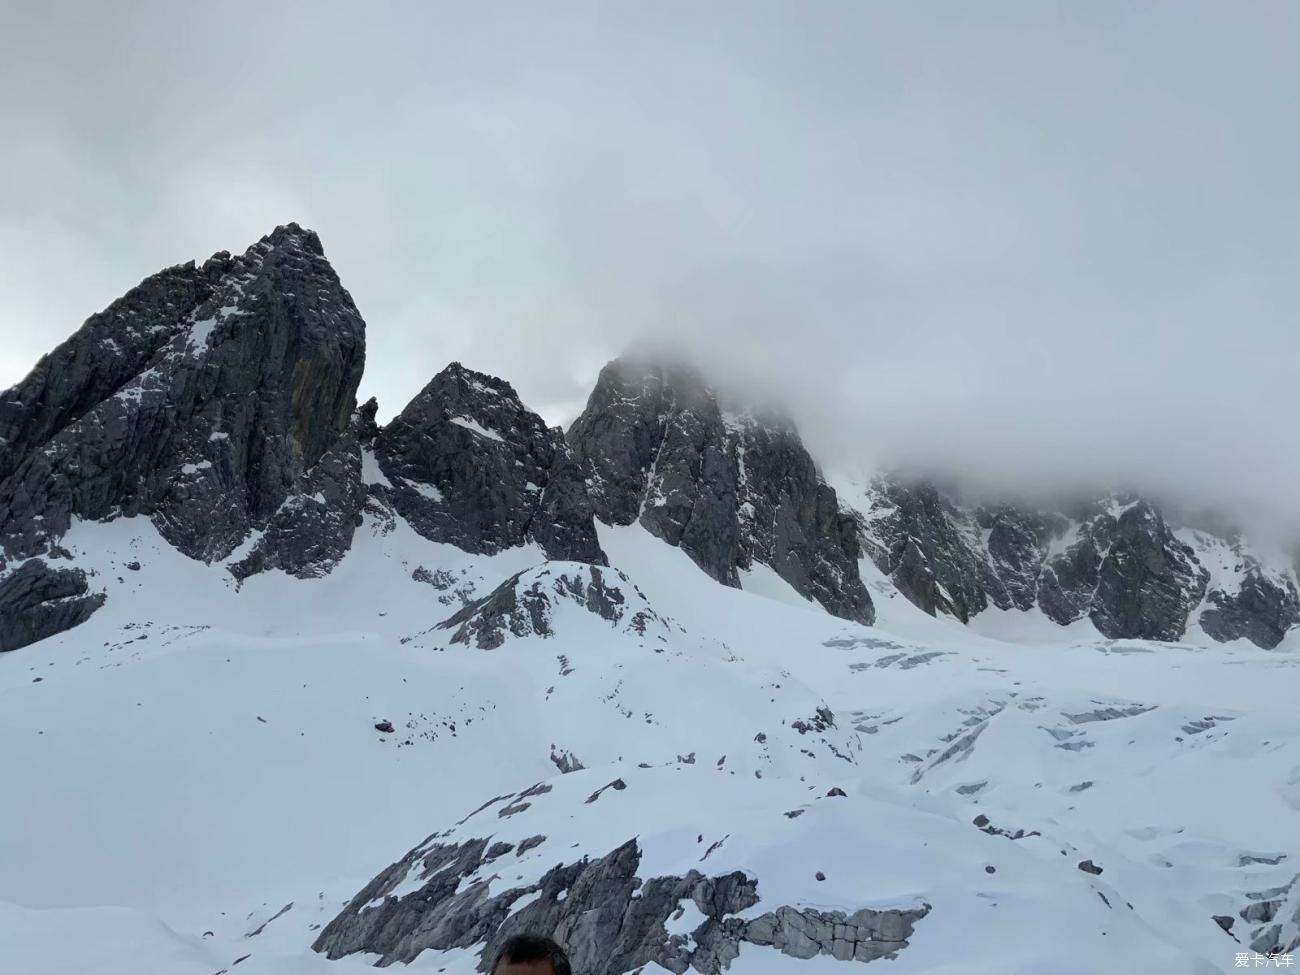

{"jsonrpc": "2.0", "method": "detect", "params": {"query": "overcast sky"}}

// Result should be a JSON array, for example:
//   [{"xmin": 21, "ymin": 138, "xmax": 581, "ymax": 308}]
[{"xmin": 2, "ymin": 2, "xmax": 1297, "ymax": 528}]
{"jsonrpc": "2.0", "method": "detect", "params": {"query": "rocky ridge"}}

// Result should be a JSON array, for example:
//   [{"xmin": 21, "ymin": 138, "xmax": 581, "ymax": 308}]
[
  {"xmin": 1, "ymin": 224, "xmax": 1295, "ymax": 652},
  {"xmin": 855, "ymin": 478, "xmax": 1298, "ymax": 648}
]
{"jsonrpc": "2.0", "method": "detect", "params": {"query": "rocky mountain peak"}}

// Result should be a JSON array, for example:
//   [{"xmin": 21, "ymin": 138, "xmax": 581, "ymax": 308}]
[
  {"xmin": 568, "ymin": 355, "xmax": 874, "ymax": 625},
  {"xmin": 0, "ymin": 223, "xmax": 365, "ymax": 649},
  {"xmin": 259, "ymin": 221, "xmax": 326, "ymax": 257},
  {"xmin": 373, "ymin": 362, "xmax": 604, "ymax": 565}
]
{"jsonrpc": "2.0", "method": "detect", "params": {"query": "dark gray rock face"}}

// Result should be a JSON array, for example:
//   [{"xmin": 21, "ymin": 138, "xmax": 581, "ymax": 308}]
[
  {"xmin": 861, "ymin": 479, "xmax": 1295, "ymax": 646},
  {"xmin": 862, "ymin": 481, "xmax": 1015, "ymax": 622},
  {"xmin": 0, "ymin": 224, "xmax": 364, "ymax": 565},
  {"xmin": 1199, "ymin": 563, "xmax": 1300, "ymax": 649},
  {"xmin": 0, "ymin": 559, "xmax": 106, "ymax": 652},
  {"xmin": 228, "ymin": 399, "xmax": 375, "ymax": 581},
  {"xmin": 567, "ymin": 358, "xmax": 873, "ymax": 624},
  {"xmin": 982, "ymin": 506, "xmax": 1062, "ymax": 611},
  {"xmin": 1034, "ymin": 500, "xmax": 1210, "ymax": 642},
  {"xmin": 1086, "ymin": 502, "xmax": 1208, "ymax": 641},
  {"xmin": 313, "ymin": 835, "xmax": 928, "ymax": 972},
  {"xmin": 374, "ymin": 363, "xmax": 605, "ymax": 564},
  {"xmin": 437, "ymin": 563, "xmax": 666, "ymax": 650},
  {"xmin": 1035, "ymin": 527, "xmax": 1106, "ymax": 626},
  {"xmin": 0, "ymin": 224, "xmax": 366, "ymax": 649}
]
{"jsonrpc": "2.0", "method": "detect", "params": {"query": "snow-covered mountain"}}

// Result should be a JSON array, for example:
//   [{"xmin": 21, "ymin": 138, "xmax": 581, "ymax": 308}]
[
  {"xmin": 1, "ymin": 226, "xmax": 1297, "ymax": 975},
  {"xmin": 839, "ymin": 476, "xmax": 1300, "ymax": 649}
]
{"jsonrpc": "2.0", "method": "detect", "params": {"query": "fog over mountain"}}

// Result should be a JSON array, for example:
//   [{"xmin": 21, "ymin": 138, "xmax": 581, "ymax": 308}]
[{"xmin": 3, "ymin": 1, "xmax": 1297, "ymax": 531}]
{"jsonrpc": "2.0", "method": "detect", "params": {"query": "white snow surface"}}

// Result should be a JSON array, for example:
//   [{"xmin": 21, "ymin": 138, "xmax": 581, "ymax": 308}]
[
  {"xmin": 449, "ymin": 415, "xmax": 505, "ymax": 442},
  {"xmin": 0, "ymin": 511, "xmax": 1295, "ymax": 974}
]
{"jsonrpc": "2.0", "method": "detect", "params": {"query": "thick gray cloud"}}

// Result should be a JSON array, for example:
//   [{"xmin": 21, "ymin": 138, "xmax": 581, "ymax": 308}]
[{"xmin": 2, "ymin": 1, "xmax": 1297, "ymax": 529}]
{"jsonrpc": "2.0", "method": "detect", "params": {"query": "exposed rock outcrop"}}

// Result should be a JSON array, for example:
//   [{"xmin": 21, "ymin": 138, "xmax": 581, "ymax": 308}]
[
  {"xmin": 0, "ymin": 559, "xmax": 106, "ymax": 652},
  {"xmin": 1198, "ymin": 560, "xmax": 1300, "ymax": 649},
  {"xmin": 313, "ymin": 835, "xmax": 928, "ymax": 972},
  {"xmin": 375, "ymin": 363, "xmax": 605, "ymax": 564},
  {"xmin": 861, "ymin": 480, "xmax": 1025, "ymax": 621},
  {"xmin": 567, "ymin": 357, "xmax": 873, "ymax": 624},
  {"xmin": 437, "ymin": 562, "xmax": 668, "ymax": 650},
  {"xmin": 1084, "ymin": 501, "xmax": 1208, "ymax": 641}
]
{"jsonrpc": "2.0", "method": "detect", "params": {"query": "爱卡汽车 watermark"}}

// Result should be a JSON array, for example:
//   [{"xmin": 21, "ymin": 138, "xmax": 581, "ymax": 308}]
[{"xmin": 1236, "ymin": 952, "xmax": 1295, "ymax": 968}]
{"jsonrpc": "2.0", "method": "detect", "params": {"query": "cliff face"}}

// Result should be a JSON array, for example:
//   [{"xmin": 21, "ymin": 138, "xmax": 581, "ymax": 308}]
[
  {"xmin": 567, "ymin": 357, "xmax": 874, "ymax": 625},
  {"xmin": 0, "ymin": 223, "xmax": 365, "ymax": 564},
  {"xmin": 856, "ymin": 480, "xmax": 1297, "ymax": 647},
  {"xmin": 374, "ymin": 362, "xmax": 605, "ymax": 565},
  {"xmin": 0, "ymin": 224, "xmax": 366, "ymax": 650}
]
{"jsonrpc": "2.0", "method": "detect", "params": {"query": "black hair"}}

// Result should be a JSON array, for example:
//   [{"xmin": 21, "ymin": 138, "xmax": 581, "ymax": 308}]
[{"xmin": 491, "ymin": 934, "xmax": 572, "ymax": 975}]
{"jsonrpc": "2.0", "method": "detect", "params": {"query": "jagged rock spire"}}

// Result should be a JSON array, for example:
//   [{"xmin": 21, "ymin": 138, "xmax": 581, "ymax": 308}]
[
  {"xmin": 567, "ymin": 356, "xmax": 874, "ymax": 625},
  {"xmin": 0, "ymin": 223, "xmax": 366, "ymax": 648},
  {"xmin": 374, "ymin": 362, "xmax": 605, "ymax": 564}
]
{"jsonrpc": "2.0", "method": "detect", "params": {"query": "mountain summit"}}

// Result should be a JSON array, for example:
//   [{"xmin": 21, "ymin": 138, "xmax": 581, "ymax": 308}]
[
  {"xmin": 0, "ymin": 224, "xmax": 365, "ymax": 649},
  {"xmin": 567, "ymin": 356, "xmax": 874, "ymax": 624}
]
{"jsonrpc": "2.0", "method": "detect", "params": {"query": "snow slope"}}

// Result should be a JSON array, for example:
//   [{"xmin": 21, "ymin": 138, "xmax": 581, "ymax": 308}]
[{"xmin": 1, "ymin": 511, "xmax": 1297, "ymax": 973}]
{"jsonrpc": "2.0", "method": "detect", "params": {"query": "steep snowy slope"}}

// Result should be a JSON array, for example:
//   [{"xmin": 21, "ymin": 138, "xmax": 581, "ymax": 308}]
[{"xmin": 3, "ymin": 512, "xmax": 1297, "ymax": 973}]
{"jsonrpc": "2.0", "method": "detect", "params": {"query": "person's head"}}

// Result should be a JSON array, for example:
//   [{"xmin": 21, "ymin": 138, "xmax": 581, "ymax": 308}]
[{"xmin": 490, "ymin": 934, "xmax": 572, "ymax": 975}]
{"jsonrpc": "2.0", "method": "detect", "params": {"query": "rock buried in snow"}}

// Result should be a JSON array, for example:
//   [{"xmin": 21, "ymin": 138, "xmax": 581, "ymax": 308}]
[
  {"xmin": 826, "ymin": 787, "xmax": 847, "ymax": 798},
  {"xmin": 584, "ymin": 778, "xmax": 627, "ymax": 804},
  {"xmin": 792, "ymin": 706, "xmax": 836, "ymax": 735},
  {"xmin": 973, "ymin": 813, "xmax": 1040, "ymax": 841},
  {"xmin": 1078, "ymin": 860, "xmax": 1103, "ymax": 876},
  {"xmin": 549, "ymin": 747, "xmax": 585, "ymax": 774},
  {"xmin": 374, "ymin": 721, "xmax": 395, "ymax": 734}
]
